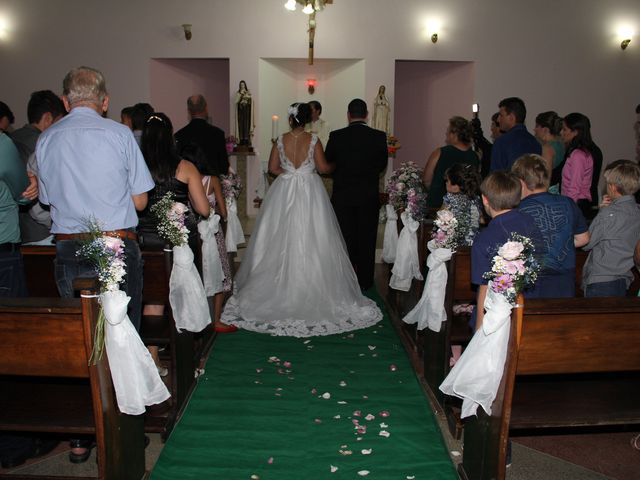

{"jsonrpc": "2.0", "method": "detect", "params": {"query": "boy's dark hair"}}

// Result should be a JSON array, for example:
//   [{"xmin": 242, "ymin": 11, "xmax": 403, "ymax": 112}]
[
  {"xmin": 0, "ymin": 101, "xmax": 15, "ymax": 124},
  {"xmin": 27, "ymin": 90, "xmax": 65, "ymax": 124},
  {"xmin": 348, "ymin": 98, "xmax": 367, "ymax": 119},
  {"xmin": 480, "ymin": 171, "xmax": 522, "ymax": 211},
  {"xmin": 498, "ymin": 97, "xmax": 527, "ymax": 124},
  {"xmin": 121, "ymin": 106, "xmax": 134, "ymax": 118}
]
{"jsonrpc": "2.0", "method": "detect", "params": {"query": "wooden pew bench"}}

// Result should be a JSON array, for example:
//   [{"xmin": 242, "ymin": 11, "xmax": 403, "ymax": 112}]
[
  {"xmin": 457, "ymin": 295, "xmax": 640, "ymax": 480},
  {"xmin": 0, "ymin": 288, "xmax": 145, "ymax": 480},
  {"xmin": 20, "ymin": 245, "xmax": 210, "ymax": 440}
]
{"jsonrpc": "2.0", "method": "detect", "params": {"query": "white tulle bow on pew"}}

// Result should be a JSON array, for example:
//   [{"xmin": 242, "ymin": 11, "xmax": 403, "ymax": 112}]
[
  {"xmin": 225, "ymin": 197, "xmax": 245, "ymax": 253},
  {"xmin": 381, "ymin": 204, "xmax": 399, "ymax": 263},
  {"xmin": 389, "ymin": 211, "xmax": 423, "ymax": 291},
  {"xmin": 169, "ymin": 244, "xmax": 211, "ymax": 332},
  {"xmin": 100, "ymin": 290, "xmax": 170, "ymax": 415},
  {"xmin": 439, "ymin": 285, "xmax": 513, "ymax": 418},
  {"xmin": 402, "ymin": 239, "xmax": 453, "ymax": 331},
  {"xmin": 198, "ymin": 213, "xmax": 225, "ymax": 296}
]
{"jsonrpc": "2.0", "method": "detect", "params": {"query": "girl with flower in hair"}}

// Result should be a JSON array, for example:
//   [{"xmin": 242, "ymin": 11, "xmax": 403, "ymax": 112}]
[
  {"xmin": 222, "ymin": 102, "xmax": 382, "ymax": 337},
  {"xmin": 442, "ymin": 162, "xmax": 483, "ymax": 247}
]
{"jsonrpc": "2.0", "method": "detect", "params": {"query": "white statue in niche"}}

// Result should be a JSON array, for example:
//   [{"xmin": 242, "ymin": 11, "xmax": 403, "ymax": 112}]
[{"xmin": 372, "ymin": 85, "xmax": 391, "ymax": 135}]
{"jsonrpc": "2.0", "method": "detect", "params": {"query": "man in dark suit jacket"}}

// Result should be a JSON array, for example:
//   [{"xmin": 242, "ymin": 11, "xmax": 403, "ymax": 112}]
[
  {"xmin": 175, "ymin": 94, "xmax": 229, "ymax": 175},
  {"xmin": 325, "ymin": 98, "xmax": 388, "ymax": 291}
]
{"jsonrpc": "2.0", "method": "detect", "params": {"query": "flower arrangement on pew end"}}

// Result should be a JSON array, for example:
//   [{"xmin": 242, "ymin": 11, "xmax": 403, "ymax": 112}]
[
  {"xmin": 76, "ymin": 220, "xmax": 127, "ymax": 365},
  {"xmin": 150, "ymin": 192, "xmax": 189, "ymax": 247},
  {"xmin": 483, "ymin": 233, "xmax": 540, "ymax": 305},
  {"xmin": 432, "ymin": 208, "xmax": 459, "ymax": 250},
  {"xmin": 221, "ymin": 171, "xmax": 243, "ymax": 202},
  {"xmin": 384, "ymin": 161, "xmax": 428, "ymax": 222}
]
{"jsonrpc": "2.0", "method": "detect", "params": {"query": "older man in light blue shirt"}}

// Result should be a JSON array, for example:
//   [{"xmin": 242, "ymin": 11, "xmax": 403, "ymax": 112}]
[
  {"xmin": 37, "ymin": 66, "xmax": 154, "ymax": 327},
  {"xmin": 36, "ymin": 66, "xmax": 155, "ymax": 464}
]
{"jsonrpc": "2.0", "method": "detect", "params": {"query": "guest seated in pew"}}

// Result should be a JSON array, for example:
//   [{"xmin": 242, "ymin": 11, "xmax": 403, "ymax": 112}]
[
  {"xmin": 137, "ymin": 112, "xmax": 212, "ymax": 370},
  {"xmin": 471, "ymin": 171, "xmax": 543, "ymax": 329},
  {"xmin": 442, "ymin": 162, "xmax": 483, "ymax": 246},
  {"xmin": 511, "ymin": 154, "xmax": 589, "ymax": 297},
  {"xmin": 582, "ymin": 160, "xmax": 640, "ymax": 297},
  {"xmin": 36, "ymin": 66, "xmax": 155, "ymax": 462}
]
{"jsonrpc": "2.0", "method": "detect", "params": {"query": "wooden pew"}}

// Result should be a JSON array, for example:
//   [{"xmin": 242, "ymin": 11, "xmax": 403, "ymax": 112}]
[
  {"xmin": 423, "ymin": 247, "xmax": 475, "ymax": 415},
  {"xmin": 457, "ymin": 295, "xmax": 640, "ymax": 480},
  {"xmin": 20, "ymin": 245, "xmax": 209, "ymax": 440},
  {"xmin": 138, "ymin": 248, "xmax": 200, "ymax": 439},
  {"xmin": 0, "ymin": 287, "xmax": 146, "ymax": 480},
  {"xmin": 424, "ymin": 247, "xmax": 639, "ymax": 417}
]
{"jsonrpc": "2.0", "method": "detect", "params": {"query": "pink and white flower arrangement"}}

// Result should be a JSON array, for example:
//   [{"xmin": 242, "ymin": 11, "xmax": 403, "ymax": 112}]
[
  {"xmin": 483, "ymin": 233, "xmax": 540, "ymax": 304},
  {"xmin": 151, "ymin": 192, "xmax": 190, "ymax": 247},
  {"xmin": 432, "ymin": 208, "xmax": 459, "ymax": 249},
  {"xmin": 385, "ymin": 162, "xmax": 427, "ymax": 221},
  {"xmin": 221, "ymin": 171, "xmax": 242, "ymax": 200},
  {"xmin": 76, "ymin": 220, "xmax": 128, "ymax": 363}
]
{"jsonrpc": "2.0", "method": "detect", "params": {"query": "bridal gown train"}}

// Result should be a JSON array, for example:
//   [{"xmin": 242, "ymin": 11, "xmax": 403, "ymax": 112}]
[{"xmin": 221, "ymin": 134, "xmax": 382, "ymax": 337}]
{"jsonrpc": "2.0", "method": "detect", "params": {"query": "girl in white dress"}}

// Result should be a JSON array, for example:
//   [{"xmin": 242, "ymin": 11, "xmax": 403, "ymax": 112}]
[{"xmin": 222, "ymin": 103, "xmax": 382, "ymax": 337}]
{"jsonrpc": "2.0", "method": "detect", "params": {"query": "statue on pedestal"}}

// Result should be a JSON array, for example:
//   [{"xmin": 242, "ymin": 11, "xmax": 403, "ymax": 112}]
[
  {"xmin": 372, "ymin": 85, "xmax": 391, "ymax": 135},
  {"xmin": 234, "ymin": 80, "xmax": 254, "ymax": 151}
]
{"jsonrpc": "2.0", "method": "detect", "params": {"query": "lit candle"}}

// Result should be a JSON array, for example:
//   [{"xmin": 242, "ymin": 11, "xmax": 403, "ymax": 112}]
[{"xmin": 271, "ymin": 115, "xmax": 279, "ymax": 139}]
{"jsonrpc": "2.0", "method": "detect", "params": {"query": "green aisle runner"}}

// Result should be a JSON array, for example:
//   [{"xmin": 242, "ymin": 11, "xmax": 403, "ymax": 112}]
[{"xmin": 151, "ymin": 291, "xmax": 456, "ymax": 479}]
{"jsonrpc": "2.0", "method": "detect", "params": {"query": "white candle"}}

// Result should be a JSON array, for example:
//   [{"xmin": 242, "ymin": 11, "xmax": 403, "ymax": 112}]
[{"xmin": 271, "ymin": 115, "xmax": 279, "ymax": 139}]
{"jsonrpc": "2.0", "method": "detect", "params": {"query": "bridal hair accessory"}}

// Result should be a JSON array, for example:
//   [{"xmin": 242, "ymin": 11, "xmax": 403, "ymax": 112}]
[
  {"xmin": 288, "ymin": 104, "xmax": 299, "ymax": 123},
  {"xmin": 146, "ymin": 114, "xmax": 164, "ymax": 124}
]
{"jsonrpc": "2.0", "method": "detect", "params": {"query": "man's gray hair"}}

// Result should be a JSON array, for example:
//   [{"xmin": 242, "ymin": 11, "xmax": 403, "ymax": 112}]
[
  {"xmin": 62, "ymin": 66, "xmax": 107, "ymax": 106},
  {"xmin": 187, "ymin": 94, "xmax": 207, "ymax": 115}
]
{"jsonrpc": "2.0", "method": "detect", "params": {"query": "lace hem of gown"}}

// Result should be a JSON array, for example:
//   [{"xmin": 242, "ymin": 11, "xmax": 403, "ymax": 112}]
[{"xmin": 221, "ymin": 295, "xmax": 382, "ymax": 338}]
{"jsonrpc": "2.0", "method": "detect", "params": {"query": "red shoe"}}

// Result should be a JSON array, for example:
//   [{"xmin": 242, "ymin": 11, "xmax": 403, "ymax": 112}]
[{"xmin": 214, "ymin": 323, "xmax": 238, "ymax": 333}]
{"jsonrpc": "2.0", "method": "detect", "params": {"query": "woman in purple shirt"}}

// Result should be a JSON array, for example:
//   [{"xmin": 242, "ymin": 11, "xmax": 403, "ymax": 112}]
[{"xmin": 558, "ymin": 113, "xmax": 595, "ymax": 218}]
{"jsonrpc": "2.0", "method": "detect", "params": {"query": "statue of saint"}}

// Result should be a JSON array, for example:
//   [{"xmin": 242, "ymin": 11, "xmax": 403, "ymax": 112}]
[
  {"xmin": 234, "ymin": 80, "xmax": 254, "ymax": 149},
  {"xmin": 372, "ymin": 85, "xmax": 391, "ymax": 135}
]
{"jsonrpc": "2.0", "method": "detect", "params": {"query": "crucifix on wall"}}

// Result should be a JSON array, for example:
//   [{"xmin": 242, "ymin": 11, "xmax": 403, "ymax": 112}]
[{"xmin": 285, "ymin": 0, "xmax": 333, "ymax": 65}]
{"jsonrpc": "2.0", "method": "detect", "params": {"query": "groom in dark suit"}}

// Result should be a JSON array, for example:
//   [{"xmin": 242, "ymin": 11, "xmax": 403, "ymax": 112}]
[{"xmin": 325, "ymin": 98, "xmax": 388, "ymax": 291}]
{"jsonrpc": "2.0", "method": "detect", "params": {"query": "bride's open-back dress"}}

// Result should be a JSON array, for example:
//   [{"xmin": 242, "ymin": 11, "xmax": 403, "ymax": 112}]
[{"xmin": 221, "ymin": 134, "xmax": 382, "ymax": 337}]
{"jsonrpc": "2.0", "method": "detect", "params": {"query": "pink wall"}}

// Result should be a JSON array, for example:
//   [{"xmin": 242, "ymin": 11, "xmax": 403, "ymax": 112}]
[
  {"xmin": 394, "ymin": 61, "xmax": 475, "ymax": 170},
  {"xmin": 149, "ymin": 58, "xmax": 230, "ymax": 135}
]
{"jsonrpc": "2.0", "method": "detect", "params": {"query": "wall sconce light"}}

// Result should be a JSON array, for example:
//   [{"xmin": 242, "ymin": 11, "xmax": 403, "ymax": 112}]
[
  {"xmin": 182, "ymin": 24, "xmax": 192, "ymax": 41},
  {"xmin": 426, "ymin": 19, "xmax": 441, "ymax": 44},
  {"xmin": 307, "ymin": 78, "xmax": 317, "ymax": 94},
  {"xmin": 621, "ymin": 38, "xmax": 631, "ymax": 50}
]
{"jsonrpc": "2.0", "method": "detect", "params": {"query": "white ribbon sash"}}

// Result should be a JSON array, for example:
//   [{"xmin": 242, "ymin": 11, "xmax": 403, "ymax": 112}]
[
  {"xmin": 225, "ymin": 198, "xmax": 245, "ymax": 253},
  {"xmin": 169, "ymin": 244, "xmax": 211, "ymax": 332},
  {"xmin": 389, "ymin": 211, "xmax": 423, "ymax": 291},
  {"xmin": 402, "ymin": 240, "xmax": 453, "ymax": 331},
  {"xmin": 381, "ymin": 204, "xmax": 399, "ymax": 264},
  {"xmin": 439, "ymin": 285, "xmax": 513, "ymax": 418},
  {"xmin": 102, "ymin": 290, "xmax": 170, "ymax": 415},
  {"xmin": 198, "ymin": 214, "xmax": 225, "ymax": 296}
]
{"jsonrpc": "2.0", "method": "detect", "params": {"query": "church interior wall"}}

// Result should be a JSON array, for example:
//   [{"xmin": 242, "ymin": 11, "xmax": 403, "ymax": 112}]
[{"xmin": 1, "ymin": 0, "xmax": 638, "ymax": 174}]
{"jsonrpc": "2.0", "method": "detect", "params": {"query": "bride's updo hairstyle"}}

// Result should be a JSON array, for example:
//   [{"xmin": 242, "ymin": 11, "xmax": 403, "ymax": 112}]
[{"xmin": 288, "ymin": 102, "xmax": 311, "ymax": 129}]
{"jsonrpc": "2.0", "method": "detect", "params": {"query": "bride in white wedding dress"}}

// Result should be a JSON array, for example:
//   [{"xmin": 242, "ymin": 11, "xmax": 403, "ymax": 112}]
[{"xmin": 221, "ymin": 102, "xmax": 382, "ymax": 337}]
